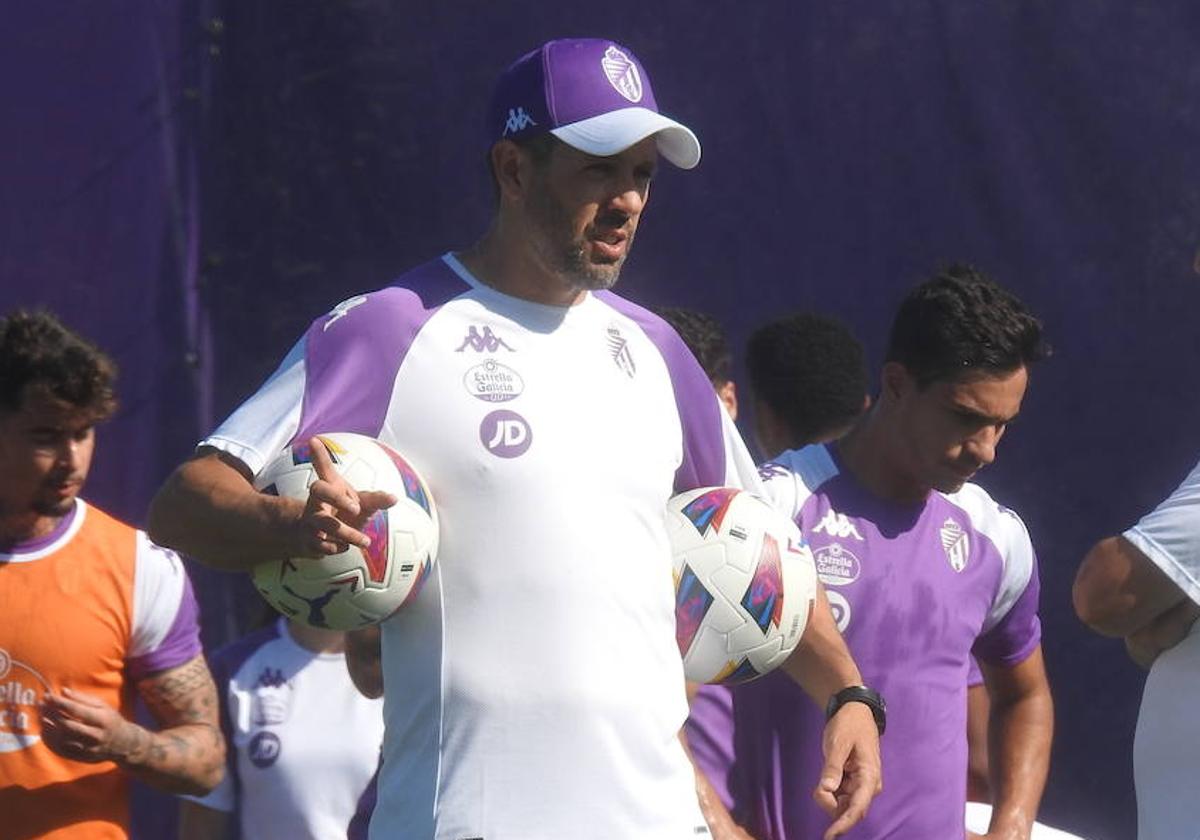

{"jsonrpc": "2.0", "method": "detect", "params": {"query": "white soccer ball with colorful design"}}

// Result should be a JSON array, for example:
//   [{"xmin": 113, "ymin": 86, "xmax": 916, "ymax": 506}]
[
  {"xmin": 251, "ymin": 432, "xmax": 439, "ymax": 630},
  {"xmin": 667, "ymin": 487, "xmax": 818, "ymax": 684}
]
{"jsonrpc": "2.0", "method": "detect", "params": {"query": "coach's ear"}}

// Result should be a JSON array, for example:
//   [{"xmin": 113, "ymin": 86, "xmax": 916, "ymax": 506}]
[
  {"xmin": 879, "ymin": 361, "xmax": 914, "ymax": 406},
  {"xmin": 491, "ymin": 139, "xmax": 534, "ymax": 206}
]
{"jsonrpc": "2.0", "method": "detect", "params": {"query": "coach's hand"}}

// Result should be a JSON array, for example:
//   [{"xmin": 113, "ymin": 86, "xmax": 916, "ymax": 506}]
[
  {"xmin": 813, "ymin": 701, "xmax": 881, "ymax": 839},
  {"xmin": 42, "ymin": 687, "xmax": 143, "ymax": 764},
  {"xmin": 301, "ymin": 436, "xmax": 397, "ymax": 556}
]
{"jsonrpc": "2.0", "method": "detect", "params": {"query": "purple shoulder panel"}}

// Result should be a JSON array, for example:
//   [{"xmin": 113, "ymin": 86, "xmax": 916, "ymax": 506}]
[
  {"xmin": 127, "ymin": 572, "xmax": 203, "ymax": 679},
  {"xmin": 595, "ymin": 291, "xmax": 726, "ymax": 491},
  {"xmin": 973, "ymin": 559, "xmax": 1043, "ymax": 667},
  {"xmin": 294, "ymin": 258, "xmax": 467, "ymax": 443}
]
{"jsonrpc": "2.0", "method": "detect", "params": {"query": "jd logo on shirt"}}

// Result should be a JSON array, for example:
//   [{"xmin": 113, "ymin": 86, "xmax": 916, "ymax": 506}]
[{"xmin": 480, "ymin": 410, "xmax": 532, "ymax": 458}]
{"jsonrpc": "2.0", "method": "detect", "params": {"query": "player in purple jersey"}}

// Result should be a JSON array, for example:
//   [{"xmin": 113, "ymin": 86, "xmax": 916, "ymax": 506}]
[
  {"xmin": 736, "ymin": 266, "xmax": 1054, "ymax": 840},
  {"xmin": 148, "ymin": 39, "xmax": 882, "ymax": 840}
]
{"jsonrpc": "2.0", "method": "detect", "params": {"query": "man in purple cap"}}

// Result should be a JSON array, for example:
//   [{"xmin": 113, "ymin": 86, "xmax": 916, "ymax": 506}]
[
  {"xmin": 721, "ymin": 266, "xmax": 1055, "ymax": 840},
  {"xmin": 149, "ymin": 38, "xmax": 880, "ymax": 840}
]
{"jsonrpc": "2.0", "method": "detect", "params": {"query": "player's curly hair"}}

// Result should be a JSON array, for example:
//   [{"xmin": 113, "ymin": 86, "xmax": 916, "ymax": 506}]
[
  {"xmin": 653, "ymin": 306, "xmax": 733, "ymax": 387},
  {"xmin": 886, "ymin": 264, "xmax": 1049, "ymax": 387},
  {"xmin": 0, "ymin": 309, "xmax": 118, "ymax": 422},
  {"xmin": 746, "ymin": 312, "xmax": 868, "ymax": 445}
]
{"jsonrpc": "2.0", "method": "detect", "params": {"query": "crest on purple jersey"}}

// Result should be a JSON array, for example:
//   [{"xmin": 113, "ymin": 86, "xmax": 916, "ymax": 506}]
[
  {"xmin": 376, "ymin": 444, "xmax": 432, "ymax": 515},
  {"xmin": 601, "ymin": 45, "xmax": 643, "ymax": 103},
  {"xmin": 681, "ymin": 488, "xmax": 740, "ymax": 536},
  {"xmin": 940, "ymin": 517, "xmax": 970, "ymax": 572},
  {"xmin": 741, "ymin": 533, "xmax": 785, "ymax": 633},
  {"xmin": 674, "ymin": 565, "xmax": 714, "ymax": 658}
]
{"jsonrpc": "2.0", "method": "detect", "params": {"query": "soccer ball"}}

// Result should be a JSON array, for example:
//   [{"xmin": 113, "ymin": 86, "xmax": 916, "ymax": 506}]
[
  {"xmin": 251, "ymin": 432, "xmax": 439, "ymax": 630},
  {"xmin": 667, "ymin": 487, "xmax": 817, "ymax": 684}
]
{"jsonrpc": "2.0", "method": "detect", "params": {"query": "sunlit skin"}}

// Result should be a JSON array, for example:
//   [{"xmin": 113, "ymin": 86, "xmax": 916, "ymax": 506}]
[
  {"xmin": 460, "ymin": 137, "xmax": 657, "ymax": 306},
  {"xmin": 0, "ymin": 386, "xmax": 96, "ymax": 546},
  {"xmin": 840, "ymin": 364, "xmax": 1028, "ymax": 504}
]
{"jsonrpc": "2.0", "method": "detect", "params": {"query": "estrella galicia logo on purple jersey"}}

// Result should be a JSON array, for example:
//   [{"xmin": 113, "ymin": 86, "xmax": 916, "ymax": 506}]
[
  {"xmin": 480, "ymin": 410, "xmax": 532, "ymax": 458},
  {"xmin": 248, "ymin": 731, "xmax": 282, "ymax": 768},
  {"xmin": 813, "ymin": 542, "xmax": 861, "ymax": 586},
  {"xmin": 464, "ymin": 359, "xmax": 525, "ymax": 402},
  {"xmin": 456, "ymin": 325, "xmax": 515, "ymax": 353}
]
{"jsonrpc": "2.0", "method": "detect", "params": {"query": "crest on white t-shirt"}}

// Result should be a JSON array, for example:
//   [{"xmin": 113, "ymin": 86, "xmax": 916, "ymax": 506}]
[
  {"xmin": 607, "ymin": 325, "xmax": 636, "ymax": 378},
  {"xmin": 940, "ymin": 518, "xmax": 970, "ymax": 572}
]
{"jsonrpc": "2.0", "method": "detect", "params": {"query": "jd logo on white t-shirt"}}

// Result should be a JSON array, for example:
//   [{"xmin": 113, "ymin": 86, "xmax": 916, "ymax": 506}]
[{"xmin": 480, "ymin": 410, "xmax": 532, "ymax": 458}]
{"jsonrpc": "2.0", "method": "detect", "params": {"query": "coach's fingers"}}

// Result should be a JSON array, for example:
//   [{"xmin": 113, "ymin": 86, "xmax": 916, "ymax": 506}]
[
  {"xmin": 308, "ymin": 439, "xmax": 361, "ymax": 514},
  {"xmin": 306, "ymin": 512, "xmax": 371, "ymax": 550},
  {"xmin": 358, "ymin": 490, "xmax": 398, "ymax": 514},
  {"xmin": 813, "ymin": 739, "xmax": 850, "ymax": 816}
]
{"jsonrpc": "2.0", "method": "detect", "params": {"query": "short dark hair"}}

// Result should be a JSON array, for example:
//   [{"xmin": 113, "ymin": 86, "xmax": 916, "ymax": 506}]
[
  {"xmin": 0, "ymin": 310, "xmax": 118, "ymax": 422},
  {"xmin": 746, "ymin": 312, "xmax": 868, "ymax": 445},
  {"xmin": 886, "ymin": 264, "xmax": 1049, "ymax": 387},
  {"xmin": 653, "ymin": 306, "xmax": 733, "ymax": 385}
]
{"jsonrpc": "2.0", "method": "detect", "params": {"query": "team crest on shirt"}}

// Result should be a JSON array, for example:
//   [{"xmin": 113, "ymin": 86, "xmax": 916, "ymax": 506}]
[
  {"xmin": 940, "ymin": 517, "xmax": 970, "ymax": 572},
  {"xmin": 606, "ymin": 325, "xmax": 636, "ymax": 378},
  {"xmin": 601, "ymin": 45, "xmax": 643, "ymax": 103},
  {"xmin": 0, "ymin": 647, "xmax": 48, "ymax": 753}
]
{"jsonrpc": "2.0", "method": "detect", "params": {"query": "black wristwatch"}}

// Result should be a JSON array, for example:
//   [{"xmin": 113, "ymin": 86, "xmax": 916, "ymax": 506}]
[{"xmin": 825, "ymin": 685, "xmax": 887, "ymax": 736}]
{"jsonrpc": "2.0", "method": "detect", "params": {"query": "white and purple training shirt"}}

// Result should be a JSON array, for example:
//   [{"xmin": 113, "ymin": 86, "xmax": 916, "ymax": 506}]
[
  {"xmin": 201, "ymin": 254, "xmax": 761, "ymax": 840},
  {"xmin": 699, "ymin": 443, "xmax": 1041, "ymax": 840}
]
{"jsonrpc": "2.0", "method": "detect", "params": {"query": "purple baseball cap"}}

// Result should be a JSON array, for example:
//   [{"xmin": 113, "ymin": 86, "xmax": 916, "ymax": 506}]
[{"xmin": 487, "ymin": 38, "xmax": 701, "ymax": 169}]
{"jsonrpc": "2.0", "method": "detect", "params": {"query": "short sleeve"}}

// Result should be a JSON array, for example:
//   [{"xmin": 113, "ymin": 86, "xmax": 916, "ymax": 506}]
[
  {"xmin": 1123, "ymin": 458, "xmax": 1200, "ymax": 606},
  {"xmin": 972, "ymin": 506, "xmax": 1042, "ymax": 669},
  {"xmin": 128, "ymin": 532, "xmax": 203, "ymax": 679}
]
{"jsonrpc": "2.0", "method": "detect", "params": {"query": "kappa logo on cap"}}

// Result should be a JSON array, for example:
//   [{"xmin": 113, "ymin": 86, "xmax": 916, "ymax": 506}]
[
  {"xmin": 601, "ymin": 45, "xmax": 643, "ymax": 103},
  {"xmin": 503, "ymin": 106, "xmax": 537, "ymax": 136}
]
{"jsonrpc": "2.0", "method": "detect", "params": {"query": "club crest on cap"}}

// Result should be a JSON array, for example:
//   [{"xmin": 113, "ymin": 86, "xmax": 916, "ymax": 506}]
[{"xmin": 601, "ymin": 45, "xmax": 643, "ymax": 103}]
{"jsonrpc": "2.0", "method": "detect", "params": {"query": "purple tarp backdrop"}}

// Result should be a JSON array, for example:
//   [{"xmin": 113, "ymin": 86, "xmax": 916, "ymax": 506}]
[{"xmin": 4, "ymin": 2, "xmax": 1200, "ymax": 837}]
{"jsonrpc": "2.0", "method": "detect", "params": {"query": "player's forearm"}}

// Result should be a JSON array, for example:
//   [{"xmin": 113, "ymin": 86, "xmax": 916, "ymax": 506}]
[
  {"xmin": 985, "ymin": 685, "xmax": 1053, "ymax": 840},
  {"xmin": 781, "ymin": 586, "xmax": 862, "ymax": 706},
  {"xmin": 111, "ymin": 720, "xmax": 224, "ymax": 795},
  {"xmin": 149, "ymin": 452, "xmax": 303, "ymax": 571}
]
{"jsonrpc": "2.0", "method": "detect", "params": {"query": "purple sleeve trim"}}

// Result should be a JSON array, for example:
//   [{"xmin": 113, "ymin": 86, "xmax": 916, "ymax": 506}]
[
  {"xmin": 594, "ymin": 291, "xmax": 727, "ymax": 490},
  {"xmin": 294, "ymin": 259, "xmax": 467, "ymax": 443},
  {"xmin": 973, "ymin": 557, "xmax": 1043, "ymax": 668},
  {"xmin": 966, "ymin": 655, "xmax": 984, "ymax": 687},
  {"xmin": 127, "ymin": 573, "xmax": 203, "ymax": 679}
]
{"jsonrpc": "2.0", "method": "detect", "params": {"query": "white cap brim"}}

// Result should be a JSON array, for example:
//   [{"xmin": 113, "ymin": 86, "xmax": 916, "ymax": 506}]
[{"xmin": 551, "ymin": 107, "xmax": 701, "ymax": 169}]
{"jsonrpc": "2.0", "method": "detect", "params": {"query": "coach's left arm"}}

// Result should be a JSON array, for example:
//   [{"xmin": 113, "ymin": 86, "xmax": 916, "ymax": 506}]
[
  {"xmin": 974, "ymin": 647, "xmax": 1053, "ymax": 840},
  {"xmin": 780, "ymin": 585, "xmax": 882, "ymax": 840},
  {"xmin": 41, "ymin": 654, "xmax": 225, "ymax": 795}
]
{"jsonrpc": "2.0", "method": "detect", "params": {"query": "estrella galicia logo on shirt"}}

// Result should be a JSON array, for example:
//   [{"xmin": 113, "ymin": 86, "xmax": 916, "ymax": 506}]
[
  {"xmin": 248, "ymin": 730, "xmax": 282, "ymax": 768},
  {"xmin": 480, "ymin": 410, "xmax": 532, "ymax": 458},
  {"xmin": 813, "ymin": 542, "xmax": 861, "ymax": 586},
  {"xmin": 464, "ymin": 359, "xmax": 525, "ymax": 403},
  {"xmin": 456, "ymin": 325, "xmax": 515, "ymax": 353},
  {"xmin": 606, "ymin": 325, "xmax": 636, "ymax": 378},
  {"xmin": 940, "ymin": 518, "xmax": 970, "ymax": 572},
  {"xmin": 0, "ymin": 647, "xmax": 47, "ymax": 753}
]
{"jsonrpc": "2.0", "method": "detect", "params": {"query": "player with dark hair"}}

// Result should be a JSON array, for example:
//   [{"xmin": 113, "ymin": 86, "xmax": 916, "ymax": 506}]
[
  {"xmin": 744, "ymin": 311, "xmax": 868, "ymax": 458},
  {"xmin": 727, "ymin": 265, "xmax": 1054, "ymax": 839},
  {"xmin": 149, "ymin": 38, "xmax": 880, "ymax": 840},
  {"xmin": 0, "ymin": 310, "xmax": 223, "ymax": 838},
  {"xmin": 655, "ymin": 306, "xmax": 738, "ymax": 420}
]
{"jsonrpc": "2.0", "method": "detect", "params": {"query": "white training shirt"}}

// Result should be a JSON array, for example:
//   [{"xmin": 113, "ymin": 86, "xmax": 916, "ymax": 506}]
[
  {"xmin": 202, "ymin": 254, "xmax": 760, "ymax": 840},
  {"xmin": 186, "ymin": 618, "xmax": 383, "ymax": 839},
  {"xmin": 1124, "ymin": 458, "xmax": 1200, "ymax": 840}
]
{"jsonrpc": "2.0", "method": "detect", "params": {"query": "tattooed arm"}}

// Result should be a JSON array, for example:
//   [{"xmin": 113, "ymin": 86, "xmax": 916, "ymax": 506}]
[{"xmin": 41, "ymin": 654, "xmax": 225, "ymax": 795}]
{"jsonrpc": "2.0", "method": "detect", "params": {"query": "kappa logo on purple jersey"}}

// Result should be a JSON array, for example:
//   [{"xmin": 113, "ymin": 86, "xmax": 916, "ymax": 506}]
[
  {"xmin": 741, "ymin": 533, "xmax": 785, "ymax": 633},
  {"xmin": 680, "ymin": 488, "xmax": 740, "ymax": 536},
  {"xmin": 606, "ymin": 326, "xmax": 636, "ymax": 378},
  {"xmin": 248, "ymin": 731, "xmax": 282, "ymax": 768},
  {"xmin": 601, "ymin": 45, "xmax": 643, "ymax": 103},
  {"xmin": 456, "ymin": 325, "xmax": 515, "ymax": 353},
  {"xmin": 480, "ymin": 410, "xmax": 532, "ymax": 458}
]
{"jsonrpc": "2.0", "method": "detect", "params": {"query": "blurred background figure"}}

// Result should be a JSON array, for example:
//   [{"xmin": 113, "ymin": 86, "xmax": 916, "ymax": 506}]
[
  {"xmin": 655, "ymin": 306, "xmax": 739, "ymax": 420},
  {"xmin": 178, "ymin": 613, "xmax": 383, "ymax": 840}
]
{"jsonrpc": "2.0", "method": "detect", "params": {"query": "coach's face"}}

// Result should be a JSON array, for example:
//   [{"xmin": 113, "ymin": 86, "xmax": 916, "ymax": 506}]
[
  {"xmin": 887, "ymin": 363, "xmax": 1027, "ymax": 495},
  {"xmin": 524, "ymin": 137, "xmax": 657, "ymax": 293},
  {"xmin": 0, "ymin": 386, "xmax": 95, "ymax": 530}
]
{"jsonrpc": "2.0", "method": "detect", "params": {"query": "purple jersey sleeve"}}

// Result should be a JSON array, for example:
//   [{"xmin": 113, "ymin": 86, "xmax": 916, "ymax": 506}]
[
  {"xmin": 973, "ymin": 553, "xmax": 1042, "ymax": 668},
  {"xmin": 594, "ymin": 291, "xmax": 728, "ymax": 490},
  {"xmin": 127, "ymin": 534, "xmax": 204, "ymax": 679}
]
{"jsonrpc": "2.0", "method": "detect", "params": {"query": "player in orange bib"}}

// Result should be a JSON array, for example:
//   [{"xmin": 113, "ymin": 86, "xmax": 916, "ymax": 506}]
[{"xmin": 0, "ymin": 310, "xmax": 224, "ymax": 839}]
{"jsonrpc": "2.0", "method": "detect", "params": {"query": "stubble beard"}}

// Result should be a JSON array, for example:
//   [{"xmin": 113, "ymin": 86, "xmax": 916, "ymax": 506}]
[{"xmin": 528, "ymin": 186, "xmax": 632, "ymax": 294}]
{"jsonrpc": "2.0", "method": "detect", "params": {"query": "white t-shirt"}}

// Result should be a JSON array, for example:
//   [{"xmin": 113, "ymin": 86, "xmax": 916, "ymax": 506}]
[
  {"xmin": 187, "ymin": 618, "xmax": 383, "ymax": 840},
  {"xmin": 202, "ymin": 254, "xmax": 760, "ymax": 840},
  {"xmin": 1124, "ymin": 458, "xmax": 1200, "ymax": 840},
  {"xmin": 965, "ymin": 803, "xmax": 1089, "ymax": 839}
]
